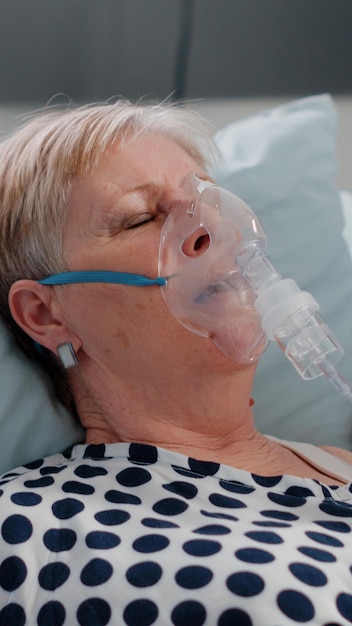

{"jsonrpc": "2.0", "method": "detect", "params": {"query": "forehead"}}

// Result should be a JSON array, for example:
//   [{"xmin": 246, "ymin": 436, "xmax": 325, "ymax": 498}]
[{"xmin": 87, "ymin": 132, "xmax": 205, "ymax": 192}]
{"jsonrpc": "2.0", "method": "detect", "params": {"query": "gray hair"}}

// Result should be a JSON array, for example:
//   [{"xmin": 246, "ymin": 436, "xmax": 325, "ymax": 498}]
[{"xmin": 0, "ymin": 99, "xmax": 217, "ymax": 410}]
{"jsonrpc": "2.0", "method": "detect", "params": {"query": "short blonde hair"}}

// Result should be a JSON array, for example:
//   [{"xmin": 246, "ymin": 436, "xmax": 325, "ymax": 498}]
[{"xmin": 0, "ymin": 99, "xmax": 216, "ymax": 411}]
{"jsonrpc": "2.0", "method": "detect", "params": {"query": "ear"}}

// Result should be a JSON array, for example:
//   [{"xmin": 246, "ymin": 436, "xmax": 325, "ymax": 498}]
[{"xmin": 9, "ymin": 279, "xmax": 81, "ymax": 356}]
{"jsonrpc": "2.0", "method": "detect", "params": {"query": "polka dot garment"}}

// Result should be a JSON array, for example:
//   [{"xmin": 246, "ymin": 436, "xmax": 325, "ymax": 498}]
[{"xmin": 1, "ymin": 442, "xmax": 352, "ymax": 625}]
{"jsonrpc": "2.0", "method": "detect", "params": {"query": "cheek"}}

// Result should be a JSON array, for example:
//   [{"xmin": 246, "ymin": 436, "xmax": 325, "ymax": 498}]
[{"xmin": 63, "ymin": 283, "xmax": 169, "ymax": 342}]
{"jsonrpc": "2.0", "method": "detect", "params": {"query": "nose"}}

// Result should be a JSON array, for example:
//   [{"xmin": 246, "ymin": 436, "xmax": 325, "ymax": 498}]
[{"xmin": 182, "ymin": 226, "xmax": 211, "ymax": 257}]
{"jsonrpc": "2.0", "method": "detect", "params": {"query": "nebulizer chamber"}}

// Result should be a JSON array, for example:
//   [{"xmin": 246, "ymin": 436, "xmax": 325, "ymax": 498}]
[
  {"xmin": 159, "ymin": 173, "xmax": 352, "ymax": 400},
  {"xmin": 237, "ymin": 244, "xmax": 351, "ymax": 396}
]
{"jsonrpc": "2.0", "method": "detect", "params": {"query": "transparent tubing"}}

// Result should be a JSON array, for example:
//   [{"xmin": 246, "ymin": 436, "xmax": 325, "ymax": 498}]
[{"xmin": 236, "ymin": 242, "xmax": 352, "ymax": 401}]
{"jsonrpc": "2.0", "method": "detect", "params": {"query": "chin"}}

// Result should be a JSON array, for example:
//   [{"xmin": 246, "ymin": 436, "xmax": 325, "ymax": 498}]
[{"xmin": 209, "ymin": 318, "xmax": 268, "ymax": 366}]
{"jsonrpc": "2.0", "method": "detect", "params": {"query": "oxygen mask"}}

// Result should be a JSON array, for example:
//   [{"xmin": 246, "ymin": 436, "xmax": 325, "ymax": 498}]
[
  {"xmin": 159, "ymin": 173, "xmax": 352, "ymax": 399},
  {"xmin": 158, "ymin": 173, "xmax": 269, "ymax": 364}
]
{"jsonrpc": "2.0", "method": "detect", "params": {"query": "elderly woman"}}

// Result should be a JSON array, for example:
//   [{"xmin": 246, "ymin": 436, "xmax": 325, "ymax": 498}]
[{"xmin": 1, "ymin": 100, "xmax": 352, "ymax": 626}]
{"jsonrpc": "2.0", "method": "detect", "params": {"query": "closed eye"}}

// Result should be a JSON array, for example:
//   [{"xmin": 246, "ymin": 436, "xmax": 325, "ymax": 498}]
[{"xmin": 124, "ymin": 213, "xmax": 156, "ymax": 229}]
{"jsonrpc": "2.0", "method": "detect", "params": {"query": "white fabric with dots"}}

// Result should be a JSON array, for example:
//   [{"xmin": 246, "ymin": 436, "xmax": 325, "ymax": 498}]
[{"xmin": 1, "ymin": 441, "xmax": 352, "ymax": 625}]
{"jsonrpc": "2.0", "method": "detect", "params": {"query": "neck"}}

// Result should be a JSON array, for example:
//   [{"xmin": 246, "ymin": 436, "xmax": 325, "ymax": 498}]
[
  {"xmin": 73, "ymin": 357, "xmax": 260, "ymax": 459},
  {"xmin": 73, "ymin": 355, "xmax": 323, "ymax": 477},
  {"xmin": 71, "ymin": 358, "xmax": 347, "ymax": 482}
]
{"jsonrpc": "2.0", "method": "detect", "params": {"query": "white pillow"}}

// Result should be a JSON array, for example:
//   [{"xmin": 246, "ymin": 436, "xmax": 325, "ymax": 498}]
[{"xmin": 213, "ymin": 94, "xmax": 352, "ymax": 448}]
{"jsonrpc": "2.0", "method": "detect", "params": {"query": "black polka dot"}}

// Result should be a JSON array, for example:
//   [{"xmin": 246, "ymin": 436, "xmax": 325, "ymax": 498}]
[
  {"xmin": 0, "ymin": 556, "xmax": 27, "ymax": 591},
  {"xmin": 315, "ymin": 520, "xmax": 351, "ymax": 533},
  {"xmin": 219, "ymin": 480, "xmax": 255, "ymax": 495},
  {"xmin": 39, "ymin": 562, "xmax": 70, "ymax": 591},
  {"xmin": 261, "ymin": 510, "xmax": 299, "ymax": 521},
  {"xmin": 201, "ymin": 510, "xmax": 238, "ymax": 522},
  {"xmin": 0, "ymin": 475, "xmax": 18, "ymax": 485},
  {"xmin": 62, "ymin": 480, "xmax": 95, "ymax": 495},
  {"xmin": 245, "ymin": 530, "xmax": 283, "ymax": 544},
  {"xmin": 298, "ymin": 546, "xmax": 336, "ymax": 562},
  {"xmin": 162, "ymin": 481, "xmax": 198, "ymax": 499},
  {"xmin": 37, "ymin": 601, "xmax": 66, "ymax": 626},
  {"xmin": 183, "ymin": 539, "xmax": 221, "ymax": 557},
  {"xmin": 52, "ymin": 497, "xmax": 84, "ymax": 519},
  {"xmin": 80, "ymin": 558, "xmax": 113, "ymax": 586},
  {"xmin": 209, "ymin": 493, "xmax": 247, "ymax": 509},
  {"xmin": 0, "ymin": 603, "xmax": 26, "ymax": 626},
  {"xmin": 306, "ymin": 531, "xmax": 344, "ymax": 547},
  {"xmin": 43, "ymin": 528, "xmax": 77, "ymax": 552},
  {"xmin": 252, "ymin": 474, "xmax": 282, "ymax": 487},
  {"xmin": 86, "ymin": 531, "xmax": 121, "ymax": 549},
  {"xmin": 320, "ymin": 500, "xmax": 352, "ymax": 517},
  {"xmin": 252, "ymin": 520, "xmax": 291, "ymax": 528},
  {"xmin": 277, "ymin": 589, "xmax": 315, "ymax": 622},
  {"xmin": 141, "ymin": 515, "xmax": 180, "ymax": 528},
  {"xmin": 152, "ymin": 497, "xmax": 188, "ymax": 516},
  {"xmin": 77, "ymin": 598, "xmax": 111, "ymax": 626},
  {"xmin": 40, "ymin": 465, "xmax": 67, "ymax": 476},
  {"xmin": 116, "ymin": 467, "xmax": 152, "ymax": 487},
  {"xmin": 123, "ymin": 599, "xmax": 158, "ymax": 626},
  {"xmin": 172, "ymin": 466, "xmax": 205, "ymax": 479},
  {"xmin": 105, "ymin": 489, "xmax": 141, "ymax": 505},
  {"xmin": 218, "ymin": 608, "xmax": 252, "ymax": 626},
  {"xmin": 236, "ymin": 547, "xmax": 275, "ymax": 564},
  {"xmin": 193, "ymin": 524, "xmax": 231, "ymax": 535},
  {"xmin": 24, "ymin": 458, "xmax": 44, "ymax": 469},
  {"xmin": 171, "ymin": 600, "xmax": 206, "ymax": 626},
  {"xmin": 126, "ymin": 561, "xmax": 162, "ymax": 587},
  {"xmin": 175, "ymin": 565, "xmax": 213, "ymax": 589},
  {"xmin": 74, "ymin": 464, "xmax": 108, "ymax": 478},
  {"xmin": 94, "ymin": 509, "xmax": 130, "ymax": 526},
  {"xmin": 289, "ymin": 562, "xmax": 328, "ymax": 586},
  {"xmin": 10, "ymin": 491, "xmax": 42, "ymax": 506},
  {"xmin": 83, "ymin": 443, "xmax": 106, "ymax": 458},
  {"xmin": 133, "ymin": 534, "xmax": 170, "ymax": 553},
  {"xmin": 128, "ymin": 443, "xmax": 158, "ymax": 465},
  {"xmin": 226, "ymin": 571, "xmax": 264, "ymax": 597},
  {"xmin": 24, "ymin": 476, "xmax": 54, "ymax": 488},
  {"xmin": 285, "ymin": 485, "xmax": 315, "ymax": 497},
  {"xmin": 1, "ymin": 514, "xmax": 32, "ymax": 544},
  {"xmin": 336, "ymin": 593, "xmax": 352, "ymax": 621},
  {"xmin": 268, "ymin": 492, "xmax": 307, "ymax": 507},
  {"xmin": 188, "ymin": 458, "xmax": 220, "ymax": 476}
]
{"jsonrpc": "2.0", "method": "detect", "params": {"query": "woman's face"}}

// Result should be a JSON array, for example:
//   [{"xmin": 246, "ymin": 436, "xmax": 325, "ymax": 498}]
[{"xmin": 59, "ymin": 132, "xmax": 227, "ymax": 386}]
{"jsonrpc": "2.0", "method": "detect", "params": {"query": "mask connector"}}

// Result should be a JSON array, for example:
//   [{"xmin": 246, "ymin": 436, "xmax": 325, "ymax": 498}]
[{"xmin": 236, "ymin": 243, "xmax": 352, "ymax": 400}]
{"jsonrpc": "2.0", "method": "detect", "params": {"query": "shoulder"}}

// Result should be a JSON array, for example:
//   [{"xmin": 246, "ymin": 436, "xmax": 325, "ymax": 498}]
[
  {"xmin": 0, "ymin": 452, "xmax": 74, "ymax": 490},
  {"xmin": 320, "ymin": 445, "xmax": 352, "ymax": 465}
]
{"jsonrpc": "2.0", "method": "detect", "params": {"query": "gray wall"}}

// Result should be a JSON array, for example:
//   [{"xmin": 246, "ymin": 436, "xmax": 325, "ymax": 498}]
[{"xmin": 0, "ymin": 0, "xmax": 351, "ymax": 104}]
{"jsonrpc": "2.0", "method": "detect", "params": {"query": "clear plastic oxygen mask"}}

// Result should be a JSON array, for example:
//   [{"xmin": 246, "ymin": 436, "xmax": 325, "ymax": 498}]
[{"xmin": 158, "ymin": 173, "xmax": 352, "ymax": 400}]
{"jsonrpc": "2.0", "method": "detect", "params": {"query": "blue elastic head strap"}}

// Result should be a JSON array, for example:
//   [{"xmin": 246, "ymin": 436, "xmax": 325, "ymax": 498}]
[{"xmin": 38, "ymin": 270, "xmax": 167, "ymax": 287}]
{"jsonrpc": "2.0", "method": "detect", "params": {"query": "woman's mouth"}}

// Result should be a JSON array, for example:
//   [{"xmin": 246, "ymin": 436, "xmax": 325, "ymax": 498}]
[{"xmin": 195, "ymin": 280, "xmax": 232, "ymax": 304}]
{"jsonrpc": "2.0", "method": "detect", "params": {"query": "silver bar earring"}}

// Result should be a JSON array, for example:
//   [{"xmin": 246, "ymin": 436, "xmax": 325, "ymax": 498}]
[{"xmin": 57, "ymin": 342, "xmax": 78, "ymax": 369}]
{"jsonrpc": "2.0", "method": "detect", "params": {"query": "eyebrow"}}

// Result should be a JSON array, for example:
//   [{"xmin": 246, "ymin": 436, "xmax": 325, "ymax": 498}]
[
  {"xmin": 98, "ymin": 172, "xmax": 213, "ymax": 227},
  {"xmin": 122, "ymin": 172, "xmax": 213, "ymax": 199},
  {"xmin": 121, "ymin": 180, "xmax": 169, "ymax": 199},
  {"xmin": 97, "ymin": 181, "xmax": 166, "ymax": 230}
]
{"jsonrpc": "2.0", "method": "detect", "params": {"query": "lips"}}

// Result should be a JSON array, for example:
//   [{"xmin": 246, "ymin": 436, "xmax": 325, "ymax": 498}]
[{"xmin": 195, "ymin": 280, "xmax": 233, "ymax": 304}]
